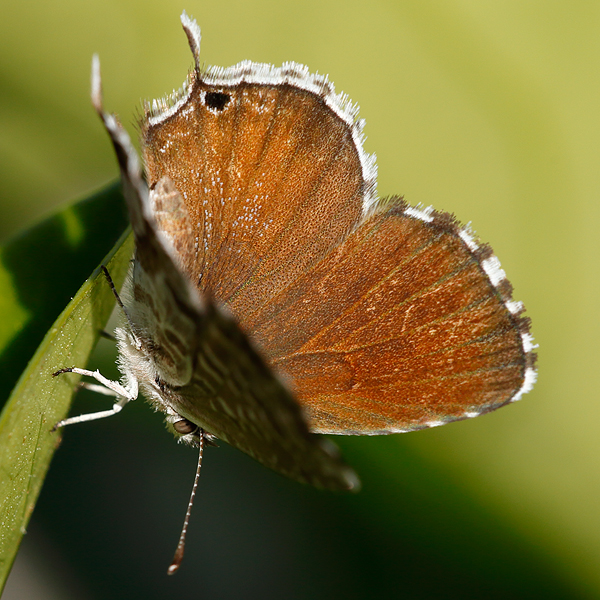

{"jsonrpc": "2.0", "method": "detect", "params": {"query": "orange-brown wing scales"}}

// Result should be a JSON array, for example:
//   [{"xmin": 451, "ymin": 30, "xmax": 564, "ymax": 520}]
[
  {"xmin": 245, "ymin": 203, "xmax": 527, "ymax": 434},
  {"xmin": 143, "ymin": 81, "xmax": 364, "ymax": 319}
]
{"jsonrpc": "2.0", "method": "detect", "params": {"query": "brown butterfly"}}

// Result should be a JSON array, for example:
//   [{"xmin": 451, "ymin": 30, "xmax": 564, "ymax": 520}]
[{"xmin": 54, "ymin": 12, "xmax": 536, "ymax": 572}]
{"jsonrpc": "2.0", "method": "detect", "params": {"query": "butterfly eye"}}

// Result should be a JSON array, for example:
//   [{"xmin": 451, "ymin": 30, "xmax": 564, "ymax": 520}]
[{"xmin": 173, "ymin": 419, "xmax": 198, "ymax": 435}]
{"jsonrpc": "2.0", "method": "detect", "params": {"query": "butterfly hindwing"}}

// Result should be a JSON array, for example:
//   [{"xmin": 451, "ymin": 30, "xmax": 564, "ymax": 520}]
[{"xmin": 241, "ymin": 200, "xmax": 535, "ymax": 434}]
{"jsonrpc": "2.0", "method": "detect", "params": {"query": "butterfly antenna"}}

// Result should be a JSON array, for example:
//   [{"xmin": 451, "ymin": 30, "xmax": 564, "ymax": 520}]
[{"xmin": 168, "ymin": 431, "xmax": 205, "ymax": 575}]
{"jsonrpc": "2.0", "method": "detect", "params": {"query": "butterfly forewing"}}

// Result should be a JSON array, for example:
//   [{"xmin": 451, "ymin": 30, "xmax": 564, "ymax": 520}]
[{"xmin": 142, "ymin": 79, "xmax": 367, "ymax": 318}]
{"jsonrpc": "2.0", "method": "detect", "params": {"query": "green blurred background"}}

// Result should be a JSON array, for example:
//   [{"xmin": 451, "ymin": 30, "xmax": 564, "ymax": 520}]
[{"xmin": 2, "ymin": 1, "xmax": 599, "ymax": 598}]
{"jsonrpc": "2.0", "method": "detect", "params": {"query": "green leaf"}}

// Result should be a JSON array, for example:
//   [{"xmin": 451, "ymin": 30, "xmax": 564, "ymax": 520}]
[
  {"xmin": 0, "ymin": 186, "xmax": 133, "ymax": 589},
  {"xmin": 0, "ymin": 183, "xmax": 129, "ymax": 403}
]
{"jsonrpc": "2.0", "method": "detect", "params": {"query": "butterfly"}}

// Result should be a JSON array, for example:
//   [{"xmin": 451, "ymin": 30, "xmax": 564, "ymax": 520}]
[{"xmin": 54, "ymin": 11, "xmax": 536, "ymax": 571}]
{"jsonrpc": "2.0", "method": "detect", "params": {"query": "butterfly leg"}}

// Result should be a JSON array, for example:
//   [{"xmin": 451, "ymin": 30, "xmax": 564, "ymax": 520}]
[
  {"xmin": 77, "ymin": 381, "xmax": 119, "ymax": 397},
  {"xmin": 52, "ymin": 367, "xmax": 138, "ymax": 430},
  {"xmin": 100, "ymin": 265, "xmax": 140, "ymax": 348},
  {"xmin": 53, "ymin": 395, "xmax": 131, "ymax": 430}
]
